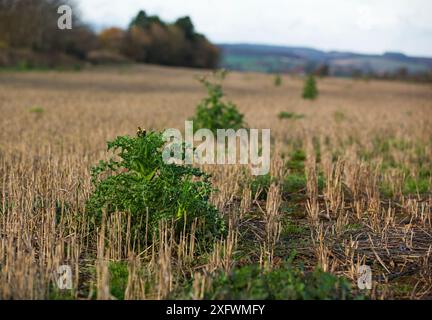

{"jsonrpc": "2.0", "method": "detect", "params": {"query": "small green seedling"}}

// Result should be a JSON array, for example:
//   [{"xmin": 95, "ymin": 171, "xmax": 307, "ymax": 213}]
[{"xmin": 302, "ymin": 75, "xmax": 318, "ymax": 100}]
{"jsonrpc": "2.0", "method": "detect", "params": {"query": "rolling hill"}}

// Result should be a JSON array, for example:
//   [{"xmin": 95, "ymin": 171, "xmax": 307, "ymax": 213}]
[{"xmin": 218, "ymin": 43, "xmax": 432, "ymax": 76}]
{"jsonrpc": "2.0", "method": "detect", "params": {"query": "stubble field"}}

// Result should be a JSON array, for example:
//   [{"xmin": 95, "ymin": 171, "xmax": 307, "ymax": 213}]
[{"xmin": 0, "ymin": 65, "xmax": 431, "ymax": 299}]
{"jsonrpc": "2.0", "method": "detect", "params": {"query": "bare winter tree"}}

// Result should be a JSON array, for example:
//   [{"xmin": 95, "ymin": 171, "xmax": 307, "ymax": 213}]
[{"xmin": 0, "ymin": 0, "xmax": 95, "ymax": 56}]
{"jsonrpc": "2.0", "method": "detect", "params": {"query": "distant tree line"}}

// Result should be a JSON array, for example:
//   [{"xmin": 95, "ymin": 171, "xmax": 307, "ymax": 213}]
[
  {"xmin": 350, "ymin": 67, "xmax": 432, "ymax": 83},
  {"xmin": 0, "ymin": 1, "xmax": 97, "ymax": 62},
  {"xmin": 311, "ymin": 63, "xmax": 432, "ymax": 83},
  {"xmin": 100, "ymin": 10, "xmax": 219, "ymax": 68},
  {"xmin": 0, "ymin": 1, "xmax": 220, "ymax": 69}
]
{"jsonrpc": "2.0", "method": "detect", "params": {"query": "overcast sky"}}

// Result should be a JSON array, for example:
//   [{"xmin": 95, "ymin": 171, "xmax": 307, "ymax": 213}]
[{"xmin": 76, "ymin": 0, "xmax": 432, "ymax": 57}]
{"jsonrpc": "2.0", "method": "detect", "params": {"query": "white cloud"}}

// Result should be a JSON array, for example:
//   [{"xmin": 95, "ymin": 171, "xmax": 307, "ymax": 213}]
[{"xmin": 76, "ymin": 0, "xmax": 432, "ymax": 56}]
